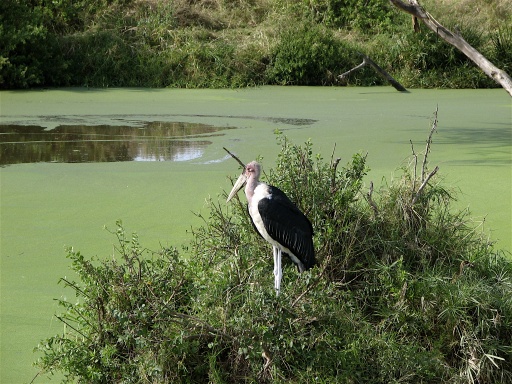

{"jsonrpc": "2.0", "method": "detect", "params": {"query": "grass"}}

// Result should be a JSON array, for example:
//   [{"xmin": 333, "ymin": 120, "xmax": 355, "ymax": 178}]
[{"xmin": 2, "ymin": 0, "xmax": 511, "ymax": 88}]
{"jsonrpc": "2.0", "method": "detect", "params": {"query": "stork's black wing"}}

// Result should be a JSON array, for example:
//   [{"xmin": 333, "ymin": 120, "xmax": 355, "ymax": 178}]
[{"xmin": 257, "ymin": 186, "xmax": 315, "ymax": 270}]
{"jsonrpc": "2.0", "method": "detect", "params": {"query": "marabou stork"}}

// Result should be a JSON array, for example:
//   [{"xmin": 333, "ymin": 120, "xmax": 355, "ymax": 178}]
[{"xmin": 226, "ymin": 161, "xmax": 315, "ymax": 295}]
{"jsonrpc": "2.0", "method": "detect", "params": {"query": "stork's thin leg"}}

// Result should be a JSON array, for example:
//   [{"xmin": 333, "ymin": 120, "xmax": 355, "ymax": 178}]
[
  {"xmin": 272, "ymin": 247, "xmax": 283, "ymax": 296},
  {"xmin": 276, "ymin": 249, "xmax": 282, "ymax": 296},
  {"xmin": 273, "ymin": 246, "xmax": 282, "ymax": 295},
  {"xmin": 274, "ymin": 248, "xmax": 283, "ymax": 296},
  {"xmin": 273, "ymin": 246, "xmax": 279, "ymax": 292}
]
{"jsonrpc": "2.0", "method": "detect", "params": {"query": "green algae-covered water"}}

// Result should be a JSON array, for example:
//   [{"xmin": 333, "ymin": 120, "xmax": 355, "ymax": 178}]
[{"xmin": 1, "ymin": 87, "xmax": 510, "ymax": 382}]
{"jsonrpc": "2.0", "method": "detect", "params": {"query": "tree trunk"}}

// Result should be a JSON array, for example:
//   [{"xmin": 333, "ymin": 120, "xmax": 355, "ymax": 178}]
[{"xmin": 389, "ymin": 0, "xmax": 512, "ymax": 97}]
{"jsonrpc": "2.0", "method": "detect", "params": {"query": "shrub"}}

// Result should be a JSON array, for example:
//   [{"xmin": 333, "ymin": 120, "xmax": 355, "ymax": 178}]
[
  {"xmin": 0, "ymin": 0, "xmax": 54, "ymax": 88},
  {"xmin": 382, "ymin": 23, "xmax": 495, "ymax": 89},
  {"xmin": 35, "ymin": 128, "xmax": 512, "ymax": 383},
  {"xmin": 267, "ymin": 22, "xmax": 360, "ymax": 85},
  {"xmin": 2, "ymin": 0, "xmax": 510, "ymax": 88},
  {"xmin": 490, "ymin": 25, "xmax": 512, "ymax": 73},
  {"xmin": 304, "ymin": 0, "xmax": 403, "ymax": 33}
]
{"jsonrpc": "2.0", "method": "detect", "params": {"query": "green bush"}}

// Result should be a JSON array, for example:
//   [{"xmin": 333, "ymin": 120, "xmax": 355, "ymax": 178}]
[
  {"xmin": 267, "ymin": 22, "xmax": 361, "ymax": 85},
  {"xmin": 380, "ymin": 24, "xmax": 495, "ymax": 89},
  {"xmin": 490, "ymin": 25, "xmax": 512, "ymax": 73},
  {"xmin": 35, "ymin": 130, "xmax": 512, "ymax": 383},
  {"xmin": 304, "ymin": 0, "xmax": 403, "ymax": 32},
  {"xmin": 0, "ymin": 0, "xmax": 52, "ymax": 88},
  {"xmin": 0, "ymin": 0, "xmax": 122, "ymax": 88},
  {"xmin": 2, "ymin": 0, "xmax": 510, "ymax": 88}
]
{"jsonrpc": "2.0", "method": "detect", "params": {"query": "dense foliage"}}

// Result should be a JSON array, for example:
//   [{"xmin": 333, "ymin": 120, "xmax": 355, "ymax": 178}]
[
  {"xmin": 266, "ymin": 22, "xmax": 361, "ymax": 86},
  {"xmin": 1, "ymin": 0, "xmax": 511, "ymax": 88},
  {"xmin": 36, "ymin": 131, "xmax": 512, "ymax": 383}
]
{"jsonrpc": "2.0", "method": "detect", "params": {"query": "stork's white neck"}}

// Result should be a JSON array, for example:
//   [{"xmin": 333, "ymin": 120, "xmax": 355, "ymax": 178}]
[{"xmin": 245, "ymin": 175, "xmax": 260, "ymax": 202}]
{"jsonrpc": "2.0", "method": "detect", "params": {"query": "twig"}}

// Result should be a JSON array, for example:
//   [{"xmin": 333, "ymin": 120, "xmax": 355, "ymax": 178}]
[
  {"xmin": 332, "ymin": 158, "xmax": 341, "ymax": 170},
  {"xmin": 169, "ymin": 312, "xmax": 234, "ymax": 340},
  {"xmin": 331, "ymin": 159, "xmax": 341, "ymax": 191},
  {"xmin": 410, "ymin": 140, "xmax": 417, "ymax": 192},
  {"xmin": 328, "ymin": 142, "xmax": 341, "ymax": 193},
  {"xmin": 291, "ymin": 261, "xmax": 330, "ymax": 308},
  {"xmin": 412, "ymin": 166, "xmax": 439, "ymax": 205},
  {"xmin": 339, "ymin": 58, "xmax": 367, "ymax": 79},
  {"xmin": 291, "ymin": 280, "xmax": 319, "ymax": 308},
  {"xmin": 329, "ymin": 142, "xmax": 337, "ymax": 167},
  {"xmin": 29, "ymin": 370, "xmax": 42, "ymax": 384},
  {"xmin": 223, "ymin": 147, "xmax": 246, "ymax": 169},
  {"xmin": 55, "ymin": 315, "xmax": 91, "ymax": 341},
  {"xmin": 366, "ymin": 181, "xmax": 379, "ymax": 217},
  {"xmin": 331, "ymin": 157, "xmax": 341, "ymax": 193},
  {"xmin": 262, "ymin": 348, "xmax": 272, "ymax": 370},
  {"xmin": 422, "ymin": 106, "xmax": 438, "ymax": 182}
]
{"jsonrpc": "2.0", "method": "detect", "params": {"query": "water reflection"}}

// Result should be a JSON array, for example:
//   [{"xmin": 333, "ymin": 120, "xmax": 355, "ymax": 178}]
[{"xmin": 0, "ymin": 122, "xmax": 229, "ymax": 165}]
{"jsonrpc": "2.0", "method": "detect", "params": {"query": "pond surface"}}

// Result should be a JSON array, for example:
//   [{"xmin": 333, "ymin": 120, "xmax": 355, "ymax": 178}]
[
  {"xmin": 0, "ymin": 122, "xmax": 223, "ymax": 164},
  {"xmin": 0, "ymin": 113, "xmax": 316, "ymax": 165},
  {"xmin": 1, "ymin": 87, "xmax": 510, "ymax": 384}
]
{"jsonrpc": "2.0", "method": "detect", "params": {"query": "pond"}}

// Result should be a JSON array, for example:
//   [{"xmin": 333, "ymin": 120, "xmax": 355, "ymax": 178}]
[
  {"xmin": 1, "ymin": 87, "xmax": 510, "ymax": 383},
  {"xmin": 0, "ymin": 122, "xmax": 225, "ymax": 164},
  {"xmin": 0, "ymin": 115, "xmax": 316, "ymax": 165}
]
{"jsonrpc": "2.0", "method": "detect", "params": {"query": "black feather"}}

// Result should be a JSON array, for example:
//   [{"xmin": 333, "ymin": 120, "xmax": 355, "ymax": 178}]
[{"xmin": 257, "ymin": 186, "xmax": 315, "ymax": 270}]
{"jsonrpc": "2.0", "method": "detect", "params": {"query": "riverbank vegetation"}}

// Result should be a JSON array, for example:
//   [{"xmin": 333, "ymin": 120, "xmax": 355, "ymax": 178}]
[
  {"xmin": 2, "ymin": 0, "xmax": 511, "ymax": 89},
  {"xmin": 35, "ymin": 131, "xmax": 512, "ymax": 383}
]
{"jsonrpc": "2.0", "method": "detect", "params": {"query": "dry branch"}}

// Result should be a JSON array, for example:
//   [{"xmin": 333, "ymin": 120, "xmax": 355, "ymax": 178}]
[
  {"xmin": 410, "ymin": 107, "xmax": 440, "ymax": 205},
  {"xmin": 339, "ymin": 60, "xmax": 367, "ymax": 79},
  {"xmin": 366, "ymin": 181, "xmax": 379, "ymax": 217},
  {"xmin": 412, "ymin": 166, "xmax": 439, "ymax": 205},
  {"xmin": 331, "ymin": 158, "xmax": 341, "ymax": 192},
  {"xmin": 410, "ymin": 140, "xmax": 418, "ymax": 192},
  {"xmin": 422, "ymin": 107, "xmax": 438, "ymax": 182}
]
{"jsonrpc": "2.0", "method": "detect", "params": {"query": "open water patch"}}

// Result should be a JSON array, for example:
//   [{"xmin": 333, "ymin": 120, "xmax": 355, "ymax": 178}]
[
  {"xmin": 0, "ymin": 121, "xmax": 231, "ymax": 165},
  {"xmin": 0, "ymin": 113, "xmax": 318, "ymax": 166}
]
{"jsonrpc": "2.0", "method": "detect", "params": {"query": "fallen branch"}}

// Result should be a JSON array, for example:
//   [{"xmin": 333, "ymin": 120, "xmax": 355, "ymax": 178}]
[
  {"xmin": 339, "ymin": 53, "xmax": 407, "ymax": 92},
  {"xmin": 389, "ymin": 0, "xmax": 512, "ymax": 97}
]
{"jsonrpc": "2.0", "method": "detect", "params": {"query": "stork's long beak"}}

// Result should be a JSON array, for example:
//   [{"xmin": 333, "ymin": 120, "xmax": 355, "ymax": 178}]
[{"xmin": 226, "ymin": 172, "xmax": 247, "ymax": 202}]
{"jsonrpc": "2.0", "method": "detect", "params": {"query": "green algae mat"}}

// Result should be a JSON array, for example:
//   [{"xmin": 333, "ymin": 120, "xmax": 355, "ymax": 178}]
[{"xmin": 1, "ymin": 87, "xmax": 510, "ymax": 382}]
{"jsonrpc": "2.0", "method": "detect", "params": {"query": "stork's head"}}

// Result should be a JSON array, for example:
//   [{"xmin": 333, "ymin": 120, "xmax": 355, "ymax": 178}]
[{"xmin": 226, "ymin": 161, "xmax": 260, "ymax": 202}]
